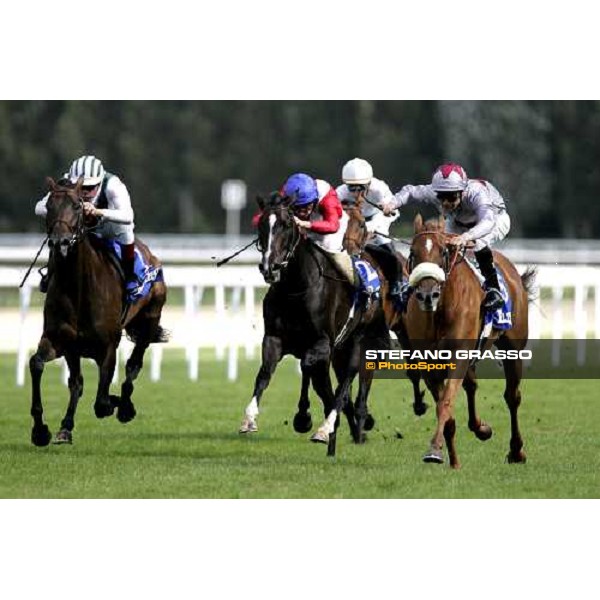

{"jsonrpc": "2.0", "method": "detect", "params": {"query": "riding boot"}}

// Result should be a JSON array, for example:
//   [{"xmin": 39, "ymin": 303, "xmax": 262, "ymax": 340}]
[
  {"xmin": 120, "ymin": 243, "xmax": 138, "ymax": 301},
  {"xmin": 474, "ymin": 246, "xmax": 504, "ymax": 311}
]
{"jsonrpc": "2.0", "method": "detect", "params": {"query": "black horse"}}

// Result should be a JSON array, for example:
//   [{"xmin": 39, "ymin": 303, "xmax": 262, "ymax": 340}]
[
  {"xmin": 29, "ymin": 177, "xmax": 168, "ymax": 446},
  {"xmin": 239, "ymin": 193, "xmax": 389, "ymax": 456}
]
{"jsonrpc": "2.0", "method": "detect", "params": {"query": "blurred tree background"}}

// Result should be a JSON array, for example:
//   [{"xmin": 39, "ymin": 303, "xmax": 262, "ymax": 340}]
[{"xmin": 0, "ymin": 100, "xmax": 598, "ymax": 237}]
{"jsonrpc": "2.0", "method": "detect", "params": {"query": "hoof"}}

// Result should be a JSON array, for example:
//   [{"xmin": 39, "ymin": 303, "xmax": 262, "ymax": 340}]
[
  {"xmin": 474, "ymin": 423, "xmax": 493, "ymax": 441},
  {"xmin": 117, "ymin": 401, "xmax": 137, "ymax": 424},
  {"xmin": 94, "ymin": 400, "xmax": 115, "ymax": 419},
  {"xmin": 506, "ymin": 451, "xmax": 527, "ymax": 464},
  {"xmin": 310, "ymin": 429, "xmax": 329, "ymax": 444},
  {"xmin": 239, "ymin": 417, "xmax": 258, "ymax": 434},
  {"xmin": 413, "ymin": 398, "xmax": 428, "ymax": 417},
  {"xmin": 363, "ymin": 413, "xmax": 375, "ymax": 431},
  {"xmin": 423, "ymin": 448, "xmax": 444, "ymax": 464},
  {"xmin": 52, "ymin": 429, "xmax": 72, "ymax": 445},
  {"xmin": 31, "ymin": 424, "xmax": 52, "ymax": 447},
  {"xmin": 293, "ymin": 411, "xmax": 313, "ymax": 434}
]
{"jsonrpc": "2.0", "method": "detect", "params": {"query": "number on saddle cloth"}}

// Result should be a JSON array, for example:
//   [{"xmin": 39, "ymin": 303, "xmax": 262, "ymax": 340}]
[{"xmin": 352, "ymin": 257, "xmax": 381, "ymax": 297}]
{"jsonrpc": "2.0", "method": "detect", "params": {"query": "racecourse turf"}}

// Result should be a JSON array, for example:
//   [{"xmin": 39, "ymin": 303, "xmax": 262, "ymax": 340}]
[{"xmin": 0, "ymin": 350, "xmax": 598, "ymax": 498}]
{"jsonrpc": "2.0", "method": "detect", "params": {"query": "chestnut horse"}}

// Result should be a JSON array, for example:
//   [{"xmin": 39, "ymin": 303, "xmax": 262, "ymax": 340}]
[
  {"xmin": 404, "ymin": 215, "xmax": 535, "ymax": 468},
  {"xmin": 29, "ymin": 177, "xmax": 168, "ymax": 446}
]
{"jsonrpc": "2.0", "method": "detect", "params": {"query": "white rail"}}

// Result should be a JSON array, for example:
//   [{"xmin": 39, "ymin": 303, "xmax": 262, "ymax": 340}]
[{"xmin": 2, "ymin": 264, "xmax": 600, "ymax": 385}]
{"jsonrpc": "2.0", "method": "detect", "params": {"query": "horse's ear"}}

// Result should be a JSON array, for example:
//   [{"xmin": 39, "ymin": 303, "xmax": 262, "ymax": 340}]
[
  {"xmin": 414, "ymin": 213, "xmax": 424, "ymax": 233},
  {"xmin": 255, "ymin": 194, "xmax": 265, "ymax": 210},
  {"xmin": 46, "ymin": 177, "xmax": 56, "ymax": 191}
]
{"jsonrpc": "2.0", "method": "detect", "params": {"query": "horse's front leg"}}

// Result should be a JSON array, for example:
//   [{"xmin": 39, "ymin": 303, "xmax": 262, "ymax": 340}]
[
  {"xmin": 53, "ymin": 352, "xmax": 84, "ymax": 444},
  {"xmin": 94, "ymin": 344, "xmax": 118, "ymax": 419},
  {"xmin": 292, "ymin": 365, "xmax": 313, "ymax": 434},
  {"xmin": 423, "ymin": 376, "xmax": 463, "ymax": 469},
  {"xmin": 239, "ymin": 335, "xmax": 282, "ymax": 433},
  {"xmin": 29, "ymin": 336, "xmax": 57, "ymax": 446}
]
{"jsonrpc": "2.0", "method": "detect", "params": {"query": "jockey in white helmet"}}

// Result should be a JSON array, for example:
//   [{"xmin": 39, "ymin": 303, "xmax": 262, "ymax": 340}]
[
  {"xmin": 35, "ymin": 155, "xmax": 138, "ymax": 300},
  {"xmin": 336, "ymin": 158, "xmax": 403, "ymax": 301},
  {"xmin": 381, "ymin": 162, "xmax": 510, "ymax": 311}
]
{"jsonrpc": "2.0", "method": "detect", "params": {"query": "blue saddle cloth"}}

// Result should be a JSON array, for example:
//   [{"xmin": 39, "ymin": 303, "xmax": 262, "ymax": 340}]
[
  {"xmin": 352, "ymin": 257, "xmax": 381, "ymax": 296},
  {"xmin": 484, "ymin": 270, "xmax": 512, "ymax": 330},
  {"xmin": 100, "ymin": 237, "xmax": 163, "ymax": 302}
]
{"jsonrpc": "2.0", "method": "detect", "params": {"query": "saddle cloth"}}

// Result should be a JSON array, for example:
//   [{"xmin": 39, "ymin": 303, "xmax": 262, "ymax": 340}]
[
  {"xmin": 96, "ymin": 236, "xmax": 164, "ymax": 302},
  {"xmin": 464, "ymin": 254, "xmax": 512, "ymax": 330}
]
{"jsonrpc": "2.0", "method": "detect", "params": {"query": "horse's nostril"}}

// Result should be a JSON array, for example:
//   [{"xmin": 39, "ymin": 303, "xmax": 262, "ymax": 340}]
[
  {"xmin": 48, "ymin": 240, "xmax": 55, "ymax": 248},
  {"xmin": 60, "ymin": 240, "xmax": 69, "ymax": 247},
  {"xmin": 416, "ymin": 292, "xmax": 424, "ymax": 301}
]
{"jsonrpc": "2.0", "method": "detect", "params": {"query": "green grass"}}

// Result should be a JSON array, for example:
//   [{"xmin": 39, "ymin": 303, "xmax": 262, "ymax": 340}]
[{"xmin": 1, "ymin": 350, "xmax": 598, "ymax": 498}]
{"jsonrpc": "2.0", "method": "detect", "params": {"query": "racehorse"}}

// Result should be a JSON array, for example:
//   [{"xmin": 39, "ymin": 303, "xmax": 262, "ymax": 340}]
[
  {"xmin": 342, "ymin": 196, "xmax": 428, "ymax": 439},
  {"xmin": 404, "ymin": 214, "xmax": 535, "ymax": 468},
  {"xmin": 239, "ymin": 192, "xmax": 388, "ymax": 456},
  {"xmin": 29, "ymin": 177, "xmax": 168, "ymax": 446}
]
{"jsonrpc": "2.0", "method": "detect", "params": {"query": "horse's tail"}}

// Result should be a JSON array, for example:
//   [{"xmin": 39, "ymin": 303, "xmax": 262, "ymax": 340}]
[
  {"xmin": 520, "ymin": 266, "xmax": 538, "ymax": 303},
  {"xmin": 126, "ymin": 324, "xmax": 171, "ymax": 344},
  {"xmin": 152, "ymin": 325, "xmax": 171, "ymax": 343}
]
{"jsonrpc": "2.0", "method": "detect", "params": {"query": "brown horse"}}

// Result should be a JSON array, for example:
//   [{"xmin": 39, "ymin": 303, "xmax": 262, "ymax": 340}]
[
  {"xmin": 403, "ymin": 214, "xmax": 535, "ymax": 468},
  {"xmin": 342, "ymin": 196, "xmax": 428, "ymax": 438},
  {"xmin": 29, "ymin": 177, "xmax": 168, "ymax": 446}
]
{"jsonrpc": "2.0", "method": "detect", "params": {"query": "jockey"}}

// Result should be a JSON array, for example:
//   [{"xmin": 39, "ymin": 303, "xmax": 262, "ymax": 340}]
[
  {"xmin": 381, "ymin": 162, "xmax": 510, "ymax": 311},
  {"xmin": 282, "ymin": 172, "xmax": 354, "ymax": 283},
  {"xmin": 336, "ymin": 158, "xmax": 402, "ymax": 303},
  {"xmin": 35, "ymin": 155, "xmax": 139, "ymax": 301}
]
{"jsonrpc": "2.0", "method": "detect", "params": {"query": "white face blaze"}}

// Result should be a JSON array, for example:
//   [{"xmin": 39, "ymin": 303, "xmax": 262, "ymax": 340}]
[
  {"xmin": 261, "ymin": 213, "xmax": 277, "ymax": 274},
  {"xmin": 425, "ymin": 237, "xmax": 433, "ymax": 254}
]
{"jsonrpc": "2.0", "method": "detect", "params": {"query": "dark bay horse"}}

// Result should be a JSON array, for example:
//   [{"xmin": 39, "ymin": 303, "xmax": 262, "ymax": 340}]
[
  {"xmin": 29, "ymin": 177, "xmax": 168, "ymax": 446},
  {"xmin": 239, "ymin": 193, "xmax": 388, "ymax": 456},
  {"xmin": 403, "ymin": 215, "xmax": 535, "ymax": 468}
]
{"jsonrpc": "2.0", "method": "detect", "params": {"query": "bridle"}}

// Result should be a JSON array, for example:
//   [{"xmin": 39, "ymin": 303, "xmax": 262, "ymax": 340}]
[
  {"xmin": 46, "ymin": 191, "xmax": 88, "ymax": 251},
  {"xmin": 408, "ymin": 229, "xmax": 466, "ymax": 278},
  {"xmin": 258, "ymin": 204, "xmax": 303, "ymax": 272}
]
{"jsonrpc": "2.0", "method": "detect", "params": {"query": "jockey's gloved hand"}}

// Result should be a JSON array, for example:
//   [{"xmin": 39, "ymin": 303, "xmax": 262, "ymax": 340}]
[
  {"xmin": 380, "ymin": 201, "xmax": 396, "ymax": 216},
  {"xmin": 447, "ymin": 234, "xmax": 469, "ymax": 247}
]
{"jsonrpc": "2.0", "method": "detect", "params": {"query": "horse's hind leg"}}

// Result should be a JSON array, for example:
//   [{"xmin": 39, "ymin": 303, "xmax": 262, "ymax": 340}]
[
  {"xmin": 331, "ymin": 345, "xmax": 361, "ymax": 444},
  {"xmin": 54, "ymin": 353, "xmax": 84, "ymax": 444},
  {"xmin": 29, "ymin": 336, "xmax": 57, "ymax": 446},
  {"xmin": 94, "ymin": 344, "xmax": 117, "ymax": 419},
  {"xmin": 116, "ymin": 341, "xmax": 147, "ymax": 424},
  {"xmin": 239, "ymin": 335, "xmax": 282, "ymax": 433},
  {"xmin": 293, "ymin": 365, "xmax": 313, "ymax": 434},
  {"xmin": 464, "ymin": 367, "xmax": 492, "ymax": 441},
  {"xmin": 502, "ymin": 357, "xmax": 526, "ymax": 463}
]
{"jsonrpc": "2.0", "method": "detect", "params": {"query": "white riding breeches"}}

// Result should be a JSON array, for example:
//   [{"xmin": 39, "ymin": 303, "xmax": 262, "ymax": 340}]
[
  {"xmin": 95, "ymin": 219, "xmax": 135, "ymax": 245},
  {"xmin": 309, "ymin": 211, "xmax": 349, "ymax": 253}
]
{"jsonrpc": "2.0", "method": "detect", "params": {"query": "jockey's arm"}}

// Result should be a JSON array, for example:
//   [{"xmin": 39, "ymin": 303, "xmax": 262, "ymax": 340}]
[
  {"xmin": 310, "ymin": 192, "xmax": 341, "ymax": 234},
  {"xmin": 95, "ymin": 177, "xmax": 134, "ymax": 224},
  {"xmin": 463, "ymin": 205, "xmax": 496, "ymax": 241},
  {"xmin": 383, "ymin": 184, "xmax": 438, "ymax": 215}
]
